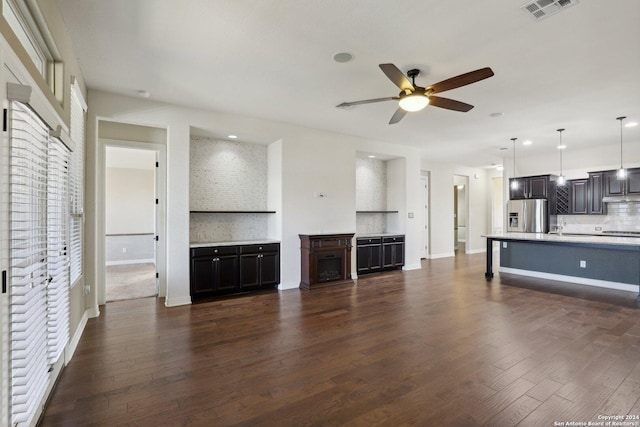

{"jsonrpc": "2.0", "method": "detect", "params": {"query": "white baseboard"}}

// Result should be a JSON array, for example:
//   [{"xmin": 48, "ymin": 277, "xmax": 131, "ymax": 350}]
[
  {"xmin": 65, "ymin": 308, "xmax": 90, "ymax": 365},
  {"xmin": 106, "ymin": 258, "xmax": 155, "ymax": 266},
  {"xmin": 403, "ymin": 263, "xmax": 422, "ymax": 271},
  {"xmin": 278, "ymin": 281, "xmax": 300, "ymax": 290},
  {"xmin": 164, "ymin": 295, "xmax": 192, "ymax": 307},
  {"xmin": 466, "ymin": 248, "xmax": 486, "ymax": 255},
  {"xmin": 499, "ymin": 267, "xmax": 640, "ymax": 293},
  {"xmin": 428, "ymin": 252, "xmax": 455, "ymax": 259}
]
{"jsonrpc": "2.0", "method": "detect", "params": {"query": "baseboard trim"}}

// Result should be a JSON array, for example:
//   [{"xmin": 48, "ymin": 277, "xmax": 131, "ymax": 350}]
[
  {"xmin": 278, "ymin": 281, "xmax": 299, "ymax": 290},
  {"xmin": 65, "ymin": 308, "xmax": 90, "ymax": 365},
  {"xmin": 403, "ymin": 263, "xmax": 422, "ymax": 271},
  {"xmin": 165, "ymin": 295, "xmax": 192, "ymax": 307},
  {"xmin": 429, "ymin": 252, "xmax": 455, "ymax": 259},
  {"xmin": 466, "ymin": 248, "xmax": 486, "ymax": 255},
  {"xmin": 106, "ymin": 258, "xmax": 155, "ymax": 266},
  {"xmin": 499, "ymin": 267, "xmax": 640, "ymax": 293}
]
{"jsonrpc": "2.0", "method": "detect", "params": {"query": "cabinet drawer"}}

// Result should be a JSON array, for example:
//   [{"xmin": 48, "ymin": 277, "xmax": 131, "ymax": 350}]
[
  {"xmin": 311, "ymin": 239, "xmax": 350, "ymax": 248},
  {"xmin": 383, "ymin": 235, "xmax": 404, "ymax": 243},
  {"xmin": 357, "ymin": 237, "xmax": 381, "ymax": 246},
  {"xmin": 239, "ymin": 243, "xmax": 280, "ymax": 254},
  {"xmin": 191, "ymin": 246, "xmax": 238, "ymax": 257}
]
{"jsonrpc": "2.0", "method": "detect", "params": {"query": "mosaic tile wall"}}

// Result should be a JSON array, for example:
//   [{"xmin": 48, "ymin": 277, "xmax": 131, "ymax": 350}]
[
  {"xmin": 190, "ymin": 137, "xmax": 269, "ymax": 242},
  {"xmin": 355, "ymin": 158, "xmax": 388, "ymax": 235},
  {"xmin": 560, "ymin": 202, "xmax": 640, "ymax": 233}
]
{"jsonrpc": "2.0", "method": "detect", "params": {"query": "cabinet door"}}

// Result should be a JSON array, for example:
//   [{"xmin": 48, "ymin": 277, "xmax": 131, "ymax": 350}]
[
  {"xmin": 215, "ymin": 255, "xmax": 239, "ymax": 291},
  {"xmin": 569, "ymin": 179, "xmax": 588, "ymax": 214},
  {"xmin": 393, "ymin": 243, "xmax": 404, "ymax": 267},
  {"xmin": 509, "ymin": 178, "xmax": 527, "ymax": 199},
  {"xmin": 356, "ymin": 244, "xmax": 381, "ymax": 274},
  {"xmin": 191, "ymin": 256, "xmax": 215, "ymax": 296},
  {"xmin": 626, "ymin": 168, "xmax": 640, "ymax": 195},
  {"xmin": 528, "ymin": 176, "xmax": 549, "ymax": 199},
  {"xmin": 260, "ymin": 252, "xmax": 280, "ymax": 287},
  {"xmin": 383, "ymin": 244, "xmax": 394, "ymax": 268},
  {"xmin": 239, "ymin": 254, "xmax": 261, "ymax": 290},
  {"xmin": 588, "ymin": 172, "xmax": 604, "ymax": 214},
  {"xmin": 604, "ymin": 170, "xmax": 625, "ymax": 196}
]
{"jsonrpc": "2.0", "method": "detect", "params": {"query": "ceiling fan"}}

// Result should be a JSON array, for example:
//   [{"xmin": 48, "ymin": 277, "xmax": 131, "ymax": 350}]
[{"xmin": 337, "ymin": 63, "xmax": 494, "ymax": 124}]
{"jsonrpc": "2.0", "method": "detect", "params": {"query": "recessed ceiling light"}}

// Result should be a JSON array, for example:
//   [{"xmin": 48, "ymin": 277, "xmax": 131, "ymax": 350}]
[
  {"xmin": 557, "ymin": 144, "xmax": 567, "ymax": 149},
  {"xmin": 228, "ymin": 134, "xmax": 238, "ymax": 139},
  {"xmin": 137, "ymin": 90, "xmax": 150, "ymax": 98},
  {"xmin": 489, "ymin": 112, "xmax": 504, "ymax": 118},
  {"xmin": 332, "ymin": 52, "xmax": 353, "ymax": 63},
  {"xmin": 368, "ymin": 155, "xmax": 376, "ymax": 158},
  {"xmin": 523, "ymin": 140, "xmax": 533, "ymax": 146},
  {"xmin": 498, "ymin": 147, "xmax": 508, "ymax": 151},
  {"xmin": 625, "ymin": 121, "xmax": 638, "ymax": 128},
  {"xmin": 496, "ymin": 165, "xmax": 504, "ymax": 171}
]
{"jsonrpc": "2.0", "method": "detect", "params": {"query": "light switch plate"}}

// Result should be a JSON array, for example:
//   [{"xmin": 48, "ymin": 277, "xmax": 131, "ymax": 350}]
[{"xmin": 408, "ymin": 212, "xmax": 414, "ymax": 218}]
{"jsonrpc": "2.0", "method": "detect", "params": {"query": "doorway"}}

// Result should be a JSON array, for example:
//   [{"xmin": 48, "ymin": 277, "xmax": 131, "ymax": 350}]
[
  {"xmin": 453, "ymin": 175, "xmax": 469, "ymax": 254},
  {"xmin": 491, "ymin": 177, "xmax": 504, "ymax": 234},
  {"xmin": 420, "ymin": 174, "xmax": 430, "ymax": 259},
  {"xmin": 105, "ymin": 146, "xmax": 158, "ymax": 301}
]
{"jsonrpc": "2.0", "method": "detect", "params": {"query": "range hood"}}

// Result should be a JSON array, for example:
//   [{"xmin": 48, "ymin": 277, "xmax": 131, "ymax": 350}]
[{"xmin": 602, "ymin": 195, "xmax": 640, "ymax": 203}]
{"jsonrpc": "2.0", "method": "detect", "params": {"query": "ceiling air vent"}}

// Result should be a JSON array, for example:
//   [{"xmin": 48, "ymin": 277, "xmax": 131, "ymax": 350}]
[{"xmin": 521, "ymin": 0, "xmax": 578, "ymax": 21}]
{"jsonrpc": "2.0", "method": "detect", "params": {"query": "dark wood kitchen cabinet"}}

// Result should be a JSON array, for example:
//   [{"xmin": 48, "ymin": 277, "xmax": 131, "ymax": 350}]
[
  {"xmin": 190, "ymin": 246, "xmax": 239, "ymax": 297},
  {"xmin": 382, "ymin": 235, "xmax": 405, "ymax": 269},
  {"xmin": 190, "ymin": 242, "xmax": 280, "ymax": 298},
  {"xmin": 509, "ymin": 175, "xmax": 554, "ymax": 200},
  {"xmin": 356, "ymin": 237, "xmax": 382, "ymax": 275},
  {"xmin": 569, "ymin": 179, "xmax": 588, "ymax": 215},
  {"xmin": 357, "ymin": 235, "xmax": 404, "ymax": 275},
  {"xmin": 604, "ymin": 168, "xmax": 640, "ymax": 197},
  {"xmin": 588, "ymin": 171, "xmax": 605, "ymax": 214},
  {"xmin": 239, "ymin": 244, "xmax": 280, "ymax": 290}
]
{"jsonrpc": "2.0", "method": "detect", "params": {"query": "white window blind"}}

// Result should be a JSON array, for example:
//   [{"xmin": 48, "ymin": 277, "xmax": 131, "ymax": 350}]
[
  {"xmin": 9, "ymin": 101, "xmax": 50, "ymax": 427},
  {"xmin": 47, "ymin": 137, "xmax": 70, "ymax": 364},
  {"xmin": 69, "ymin": 84, "xmax": 85, "ymax": 285}
]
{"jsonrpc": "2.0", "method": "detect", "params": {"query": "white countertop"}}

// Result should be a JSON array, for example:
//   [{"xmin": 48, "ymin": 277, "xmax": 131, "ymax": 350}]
[
  {"xmin": 482, "ymin": 232, "xmax": 640, "ymax": 247},
  {"xmin": 190, "ymin": 239, "xmax": 280, "ymax": 248},
  {"xmin": 355, "ymin": 233, "xmax": 404, "ymax": 238}
]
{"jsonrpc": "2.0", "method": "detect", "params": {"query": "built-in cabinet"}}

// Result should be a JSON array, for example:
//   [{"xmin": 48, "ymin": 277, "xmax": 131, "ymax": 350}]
[
  {"xmin": 356, "ymin": 235, "xmax": 404, "ymax": 275},
  {"xmin": 509, "ymin": 175, "xmax": 553, "ymax": 200},
  {"xmin": 569, "ymin": 179, "xmax": 588, "ymax": 215},
  {"xmin": 604, "ymin": 169, "xmax": 640, "ymax": 197},
  {"xmin": 588, "ymin": 172, "xmax": 605, "ymax": 214},
  {"xmin": 190, "ymin": 243, "xmax": 280, "ymax": 298}
]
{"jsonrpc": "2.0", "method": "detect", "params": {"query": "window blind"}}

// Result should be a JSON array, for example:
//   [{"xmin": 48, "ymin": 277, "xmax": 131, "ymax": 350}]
[
  {"xmin": 47, "ymin": 137, "xmax": 70, "ymax": 364},
  {"xmin": 69, "ymin": 85, "xmax": 85, "ymax": 285},
  {"xmin": 9, "ymin": 101, "xmax": 50, "ymax": 427}
]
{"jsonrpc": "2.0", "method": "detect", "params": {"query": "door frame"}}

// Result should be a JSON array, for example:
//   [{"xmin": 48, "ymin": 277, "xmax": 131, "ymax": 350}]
[
  {"xmin": 420, "ymin": 174, "xmax": 430, "ymax": 259},
  {"xmin": 97, "ymin": 137, "xmax": 167, "ymax": 305}
]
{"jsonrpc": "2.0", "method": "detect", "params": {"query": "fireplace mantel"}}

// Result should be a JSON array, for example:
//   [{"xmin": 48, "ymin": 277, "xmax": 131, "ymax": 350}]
[{"xmin": 299, "ymin": 233, "xmax": 354, "ymax": 289}]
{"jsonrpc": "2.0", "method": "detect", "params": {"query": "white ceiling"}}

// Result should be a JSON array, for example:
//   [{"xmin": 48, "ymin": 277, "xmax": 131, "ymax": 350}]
[{"xmin": 57, "ymin": 0, "xmax": 640, "ymax": 168}]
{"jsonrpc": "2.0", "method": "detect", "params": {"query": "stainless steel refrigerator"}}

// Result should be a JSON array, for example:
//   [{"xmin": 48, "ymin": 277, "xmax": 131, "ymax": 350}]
[{"xmin": 507, "ymin": 199, "xmax": 548, "ymax": 233}]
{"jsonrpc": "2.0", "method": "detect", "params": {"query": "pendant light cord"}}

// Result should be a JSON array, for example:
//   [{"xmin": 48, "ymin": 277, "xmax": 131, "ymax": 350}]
[
  {"xmin": 617, "ymin": 116, "xmax": 626, "ymax": 169},
  {"xmin": 511, "ymin": 138, "xmax": 517, "ymax": 178}
]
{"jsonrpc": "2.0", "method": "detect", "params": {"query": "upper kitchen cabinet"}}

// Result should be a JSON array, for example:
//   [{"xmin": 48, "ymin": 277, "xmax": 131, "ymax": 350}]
[
  {"xmin": 569, "ymin": 179, "xmax": 588, "ymax": 215},
  {"xmin": 587, "ymin": 172, "xmax": 605, "ymax": 214},
  {"xmin": 604, "ymin": 168, "xmax": 640, "ymax": 197},
  {"xmin": 509, "ymin": 175, "xmax": 555, "ymax": 200}
]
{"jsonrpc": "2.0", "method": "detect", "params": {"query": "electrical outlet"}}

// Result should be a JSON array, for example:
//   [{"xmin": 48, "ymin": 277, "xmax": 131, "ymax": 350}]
[
  {"xmin": 580, "ymin": 260, "xmax": 586, "ymax": 268},
  {"xmin": 595, "ymin": 227, "xmax": 602, "ymax": 231},
  {"xmin": 502, "ymin": 242, "xmax": 507, "ymax": 248},
  {"xmin": 122, "ymin": 248, "xmax": 127, "ymax": 253}
]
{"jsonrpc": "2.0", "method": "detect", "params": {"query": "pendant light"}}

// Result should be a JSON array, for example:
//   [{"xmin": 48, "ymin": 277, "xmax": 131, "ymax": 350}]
[
  {"xmin": 616, "ymin": 116, "xmax": 626, "ymax": 179},
  {"xmin": 510, "ymin": 137, "xmax": 518, "ymax": 189},
  {"xmin": 556, "ymin": 128, "xmax": 566, "ymax": 186}
]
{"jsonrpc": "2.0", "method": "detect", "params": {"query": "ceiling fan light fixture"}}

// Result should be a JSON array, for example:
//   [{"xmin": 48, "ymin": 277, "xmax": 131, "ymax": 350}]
[{"xmin": 398, "ymin": 93, "xmax": 429, "ymax": 112}]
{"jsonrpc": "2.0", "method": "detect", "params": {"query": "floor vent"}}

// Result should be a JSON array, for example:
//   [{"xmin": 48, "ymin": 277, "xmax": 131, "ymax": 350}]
[{"xmin": 522, "ymin": 0, "xmax": 578, "ymax": 21}]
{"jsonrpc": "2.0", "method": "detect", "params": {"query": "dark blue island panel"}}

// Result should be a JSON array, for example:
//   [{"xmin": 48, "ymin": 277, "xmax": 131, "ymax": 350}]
[{"xmin": 499, "ymin": 240, "xmax": 640, "ymax": 286}]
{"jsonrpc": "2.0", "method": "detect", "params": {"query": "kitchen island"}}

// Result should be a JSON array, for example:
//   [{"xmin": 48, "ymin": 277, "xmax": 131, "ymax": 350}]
[{"xmin": 483, "ymin": 232, "xmax": 640, "ymax": 300}]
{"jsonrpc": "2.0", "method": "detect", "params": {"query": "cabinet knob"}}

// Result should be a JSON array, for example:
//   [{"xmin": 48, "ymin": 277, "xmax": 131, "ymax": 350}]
[
  {"xmin": 214, "ymin": 249, "xmax": 218, "ymax": 253},
  {"xmin": 259, "ymin": 246, "xmax": 262, "ymax": 250}
]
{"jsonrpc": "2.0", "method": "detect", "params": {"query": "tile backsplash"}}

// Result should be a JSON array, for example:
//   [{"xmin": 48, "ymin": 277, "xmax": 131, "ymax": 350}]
[{"xmin": 559, "ymin": 202, "xmax": 640, "ymax": 233}]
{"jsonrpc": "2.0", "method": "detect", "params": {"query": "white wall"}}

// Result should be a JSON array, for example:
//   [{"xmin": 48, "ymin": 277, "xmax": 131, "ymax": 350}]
[
  {"xmin": 105, "ymin": 167, "xmax": 155, "ymax": 234},
  {"xmin": 421, "ymin": 160, "xmax": 490, "ymax": 258},
  {"xmin": 86, "ymin": 90, "xmax": 424, "ymax": 303}
]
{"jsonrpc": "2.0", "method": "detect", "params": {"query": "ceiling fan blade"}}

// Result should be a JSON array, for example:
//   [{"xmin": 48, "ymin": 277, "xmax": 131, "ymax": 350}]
[
  {"xmin": 428, "ymin": 67, "xmax": 494, "ymax": 94},
  {"xmin": 428, "ymin": 96, "xmax": 474, "ymax": 112},
  {"xmin": 389, "ymin": 107, "xmax": 407, "ymax": 124},
  {"xmin": 379, "ymin": 64, "xmax": 414, "ymax": 92},
  {"xmin": 336, "ymin": 97, "xmax": 398, "ymax": 108}
]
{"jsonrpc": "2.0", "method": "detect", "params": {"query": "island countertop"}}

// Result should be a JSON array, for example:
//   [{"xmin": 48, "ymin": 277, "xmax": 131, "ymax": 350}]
[{"xmin": 482, "ymin": 232, "xmax": 640, "ymax": 247}]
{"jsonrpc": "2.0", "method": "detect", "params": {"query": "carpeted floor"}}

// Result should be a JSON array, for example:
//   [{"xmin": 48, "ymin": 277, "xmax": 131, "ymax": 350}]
[{"xmin": 106, "ymin": 263, "xmax": 157, "ymax": 302}]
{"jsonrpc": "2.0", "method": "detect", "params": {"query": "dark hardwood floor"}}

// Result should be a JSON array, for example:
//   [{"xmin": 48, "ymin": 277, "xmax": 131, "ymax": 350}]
[{"xmin": 40, "ymin": 253, "xmax": 640, "ymax": 426}]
